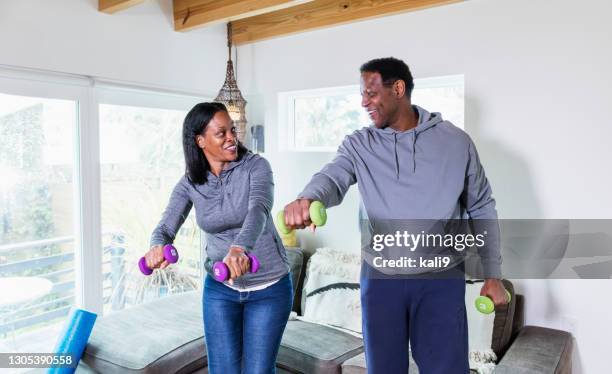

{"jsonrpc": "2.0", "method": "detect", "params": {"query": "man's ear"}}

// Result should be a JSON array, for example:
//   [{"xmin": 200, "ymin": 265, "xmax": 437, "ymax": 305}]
[{"xmin": 393, "ymin": 80, "xmax": 406, "ymax": 99}]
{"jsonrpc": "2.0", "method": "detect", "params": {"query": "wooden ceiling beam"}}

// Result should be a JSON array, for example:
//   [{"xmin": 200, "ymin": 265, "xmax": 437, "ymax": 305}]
[
  {"xmin": 99, "ymin": 0, "xmax": 146, "ymax": 14},
  {"xmin": 231, "ymin": 0, "xmax": 464, "ymax": 45},
  {"xmin": 174, "ymin": 0, "xmax": 303, "ymax": 32}
]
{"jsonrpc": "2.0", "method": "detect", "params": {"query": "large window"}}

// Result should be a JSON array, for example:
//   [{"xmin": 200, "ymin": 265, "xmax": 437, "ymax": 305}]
[
  {"xmin": 0, "ymin": 69, "xmax": 206, "ymax": 358},
  {"xmin": 0, "ymin": 85, "xmax": 81, "ymax": 357},
  {"xmin": 97, "ymin": 87, "xmax": 205, "ymax": 313},
  {"xmin": 280, "ymin": 75, "xmax": 464, "ymax": 151}
]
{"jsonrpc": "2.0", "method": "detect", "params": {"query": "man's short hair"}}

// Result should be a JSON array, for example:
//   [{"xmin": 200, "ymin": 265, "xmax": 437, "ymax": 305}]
[{"xmin": 360, "ymin": 57, "xmax": 414, "ymax": 98}]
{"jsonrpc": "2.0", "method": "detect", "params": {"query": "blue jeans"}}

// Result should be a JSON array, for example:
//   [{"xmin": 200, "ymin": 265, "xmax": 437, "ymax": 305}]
[{"xmin": 203, "ymin": 273, "xmax": 293, "ymax": 374}]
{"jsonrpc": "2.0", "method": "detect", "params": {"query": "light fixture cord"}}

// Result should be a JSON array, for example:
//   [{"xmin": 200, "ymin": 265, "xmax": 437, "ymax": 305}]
[
  {"xmin": 227, "ymin": 22, "xmax": 238, "ymax": 85},
  {"xmin": 227, "ymin": 23, "xmax": 232, "ymax": 61}
]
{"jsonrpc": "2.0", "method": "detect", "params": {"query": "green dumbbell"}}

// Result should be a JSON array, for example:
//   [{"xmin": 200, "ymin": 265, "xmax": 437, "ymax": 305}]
[
  {"xmin": 475, "ymin": 289, "xmax": 512, "ymax": 314},
  {"xmin": 276, "ymin": 201, "xmax": 327, "ymax": 235}
]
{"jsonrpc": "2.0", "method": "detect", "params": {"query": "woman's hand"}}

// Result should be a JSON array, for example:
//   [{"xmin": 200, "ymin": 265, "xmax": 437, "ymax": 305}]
[
  {"xmin": 144, "ymin": 245, "xmax": 169, "ymax": 271},
  {"xmin": 223, "ymin": 246, "xmax": 250, "ymax": 285}
]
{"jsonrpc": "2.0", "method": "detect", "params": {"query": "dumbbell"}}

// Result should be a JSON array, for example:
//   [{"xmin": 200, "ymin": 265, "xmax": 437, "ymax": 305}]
[
  {"xmin": 213, "ymin": 253, "xmax": 260, "ymax": 281},
  {"xmin": 475, "ymin": 289, "xmax": 512, "ymax": 314},
  {"xmin": 138, "ymin": 244, "xmax": 179, "ymax": 275},
  {"xmin": 276, "ymin": 200, "xmax": 327, "ymax": 235}
]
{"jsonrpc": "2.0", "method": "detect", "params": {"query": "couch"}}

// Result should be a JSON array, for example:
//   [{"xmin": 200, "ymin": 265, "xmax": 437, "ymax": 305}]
[{"xmin": 76, "ymin": 248, "xmax": 572, "ymax": 373}]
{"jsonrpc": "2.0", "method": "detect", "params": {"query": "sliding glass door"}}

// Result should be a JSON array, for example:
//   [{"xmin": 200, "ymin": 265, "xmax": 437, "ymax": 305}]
[
  {"xmin": 0, "ymin": 69, "xmax": 206, "ymax": 360},
  {"xmin": 97, "ymin": 87, "xmax": 205, "ymax": 314},
  {"xmin": 0, "ymin": 73, "xmax": 85, "ymax": 356}
]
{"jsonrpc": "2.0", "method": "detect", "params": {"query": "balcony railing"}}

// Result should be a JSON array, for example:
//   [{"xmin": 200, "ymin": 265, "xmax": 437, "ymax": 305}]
[
  {"xmin": 0, "ymin": 232, "xmax": 202, "ymax": 339},
  {"xmin": 0, "ymin": 234, "xmax": 116, "ymax": 336}
]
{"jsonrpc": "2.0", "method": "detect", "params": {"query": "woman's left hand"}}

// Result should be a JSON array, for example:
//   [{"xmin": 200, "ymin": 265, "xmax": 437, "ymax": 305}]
[{"xmin": 223, "ymin": 246, "xmax": 250, "ymax": 285}]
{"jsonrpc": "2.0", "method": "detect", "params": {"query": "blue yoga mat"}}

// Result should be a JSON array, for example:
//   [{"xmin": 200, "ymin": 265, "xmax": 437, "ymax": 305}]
[{"xmin": 48, "ymin": 308, "xmax": 97, "ymax": 374}]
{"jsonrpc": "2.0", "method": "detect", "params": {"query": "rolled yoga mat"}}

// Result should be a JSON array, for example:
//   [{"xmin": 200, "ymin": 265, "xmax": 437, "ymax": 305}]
[{"xmin": 48, "ymin": 308, "xmax": 97, "ymax": 374}]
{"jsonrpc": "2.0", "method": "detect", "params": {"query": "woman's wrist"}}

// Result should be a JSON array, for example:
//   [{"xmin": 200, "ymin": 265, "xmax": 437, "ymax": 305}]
[{"xmin": 229, "ymin": 245, "xmax": 247, "ymax": 254}]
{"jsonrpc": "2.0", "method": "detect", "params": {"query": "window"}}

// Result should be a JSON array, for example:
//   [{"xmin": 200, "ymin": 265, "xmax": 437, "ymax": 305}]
[
  {"xmin": 97, "ymin": 87, "xmax": 206, "ymax": 313},
  {"xmin": 0, "ymin": 68, "xmax": 207, "ymax": 357},
  {"xmin": 0, "ymin": 74, "xmax": 84, "ymax": 357},
  {"xmin": 280, "ymin": 75, "xmax": 464, "ymax": 151}
]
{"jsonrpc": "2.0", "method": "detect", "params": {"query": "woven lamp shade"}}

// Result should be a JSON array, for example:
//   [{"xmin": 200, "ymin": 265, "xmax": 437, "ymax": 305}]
[{"xmin": 215, "ymin": 24, "xmax": 247, "ymax": 142}]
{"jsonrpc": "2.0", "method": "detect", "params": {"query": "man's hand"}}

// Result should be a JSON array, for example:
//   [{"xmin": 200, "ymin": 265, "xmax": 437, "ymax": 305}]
[
  {"xmin": 283, "ymin": 198, "xmax": 314, "ymax": 231},
  {"xmin": 480, "ymin": 278, "xmax": 509, "ymax": 307},
  {"xmin": 223, "ymin": 246, "xmax": 249, "ymax": 285}
]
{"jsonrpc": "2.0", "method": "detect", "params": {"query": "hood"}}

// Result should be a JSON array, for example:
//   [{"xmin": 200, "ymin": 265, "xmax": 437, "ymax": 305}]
[
  {"xmin": 375, "ymin": 105, "xmax": 444, "ymax": 177},
  {"xmin": 207, "ymin": 149, "xmax": 255, "ymax": 183}
]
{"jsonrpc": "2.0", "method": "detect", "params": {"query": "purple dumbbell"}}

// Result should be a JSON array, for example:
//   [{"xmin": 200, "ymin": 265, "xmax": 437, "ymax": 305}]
[
  {"xmin": 213, "ymin": 254, "xmax": 260, "ymax": 281},
  {"xmin": 138, "ymin": 244, "xmax": 179, "ymax": 275}
]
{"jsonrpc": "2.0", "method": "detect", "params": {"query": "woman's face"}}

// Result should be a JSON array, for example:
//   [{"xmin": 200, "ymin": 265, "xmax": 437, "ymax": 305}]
[{"xmin": 197, "ymin": 111, "xmax": 238, "ymax": 164}]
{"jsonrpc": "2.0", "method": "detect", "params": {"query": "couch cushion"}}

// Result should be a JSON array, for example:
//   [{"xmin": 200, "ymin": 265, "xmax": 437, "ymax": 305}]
[
  {"xmin": 80, "ymin": 291, "xmax": 206, "ymax": 374},
  {"xmin": 341, "ymin": 352, "xmax": 421, "ymax": 374},
  {"xmin": 495, "ymin": 326, "xmax": 573, "ymax": 374},
  {"xmin": 278, "ymin": 320, "xmax": 363, "ymax": 374},
  {"xmin": 342, "ymin": 352, "xmax": 482, "ymax": 374}
]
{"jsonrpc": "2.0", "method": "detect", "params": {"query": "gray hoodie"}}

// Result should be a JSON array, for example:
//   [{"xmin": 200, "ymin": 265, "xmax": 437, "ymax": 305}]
[
  {"xmin": 299, "ymin": 105, "xmax": 502, "ymax": 278},
  {"xmin": 150, "ymin": 152, "xmax": 290, "ymax": 288}
]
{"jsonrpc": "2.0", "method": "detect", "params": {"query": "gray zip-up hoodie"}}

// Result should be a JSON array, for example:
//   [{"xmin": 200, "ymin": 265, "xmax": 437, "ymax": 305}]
[
  {"xmin": 299, "ymin": 105, "xmax": 502, "ymax": 278},
  {"xmin": 150, "ymin": 152, "xmax": 290, "ymax": 288}
]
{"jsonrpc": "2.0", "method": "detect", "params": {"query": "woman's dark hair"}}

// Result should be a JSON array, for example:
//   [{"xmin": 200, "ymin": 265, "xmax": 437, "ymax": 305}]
[
  {"xmin": 182, "ymin": 102, "xmax": 248, "ymax": 184},
  {"xmin": 360, "ymin": 57, "xmax": 414, "ymax": 99}
]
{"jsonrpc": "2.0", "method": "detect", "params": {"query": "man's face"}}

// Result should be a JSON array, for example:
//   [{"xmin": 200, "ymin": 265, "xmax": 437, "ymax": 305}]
[{"xmin": 360, "ymin": 71, "xmax": 398, "ymax": 129}]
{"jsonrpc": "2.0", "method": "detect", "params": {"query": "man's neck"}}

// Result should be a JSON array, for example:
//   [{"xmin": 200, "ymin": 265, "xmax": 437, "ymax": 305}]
[{"xmin": 389, "ymin": 104, "xmax": 419, "ymax": 132}]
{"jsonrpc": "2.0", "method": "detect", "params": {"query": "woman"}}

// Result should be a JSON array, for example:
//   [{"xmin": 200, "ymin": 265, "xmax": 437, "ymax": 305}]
[{"xmin": 144, "ymin": 102, "xmax": 292, "ymax": 374}]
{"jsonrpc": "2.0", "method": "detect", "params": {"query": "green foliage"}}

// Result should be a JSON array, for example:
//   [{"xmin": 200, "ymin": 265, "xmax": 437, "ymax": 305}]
[{"xmin": 0, "ymin": 103, "xmax": 56, "ymax": 249}]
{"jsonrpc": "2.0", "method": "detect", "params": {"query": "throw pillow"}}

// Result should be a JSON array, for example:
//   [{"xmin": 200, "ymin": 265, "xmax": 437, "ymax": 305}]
[{"xmin": 300, "ymin": 247, "xmax": 362, "ymax": 333}]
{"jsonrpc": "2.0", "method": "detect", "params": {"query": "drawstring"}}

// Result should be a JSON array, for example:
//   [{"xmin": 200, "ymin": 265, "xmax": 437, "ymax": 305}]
[
  {"xmin": 394, "ymin": 133, "xmax": 399, "ymax": 179},
  {"xmin": 412, "ymin": 132, "xmax": 417, "ymax": 173},
  {"xmin": 393, "ymin": 130, "xmax": 419, "ymax": 177}
]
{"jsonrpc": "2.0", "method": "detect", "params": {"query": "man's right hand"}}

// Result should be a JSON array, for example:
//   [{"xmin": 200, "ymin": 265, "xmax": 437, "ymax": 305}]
[
  {"xmin": 144, "ymin": 245, "xmax": 169, "ymax": 271},
  {"xmin": 283, "ymin": 198, "xmax": 313, "ymax": 231}
]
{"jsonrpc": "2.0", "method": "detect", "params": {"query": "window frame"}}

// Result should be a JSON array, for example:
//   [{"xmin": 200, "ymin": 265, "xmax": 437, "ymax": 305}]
[
  {"xmin": 0, "ymin": 66, "xmax": 102, "ymax": 313},
  {"xmin": 279, "ymin": 74, "xmax": 465, "ymax": 152},
  {"xmin": 0, "ymin": 65, "xmax": 210, "ymax": 316}
]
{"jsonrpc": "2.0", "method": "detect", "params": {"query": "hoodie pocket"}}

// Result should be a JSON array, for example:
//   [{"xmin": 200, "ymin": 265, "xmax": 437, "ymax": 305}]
[{"xmin": 272, "ymin": 234, "xmax": 283, "ymax": 257}]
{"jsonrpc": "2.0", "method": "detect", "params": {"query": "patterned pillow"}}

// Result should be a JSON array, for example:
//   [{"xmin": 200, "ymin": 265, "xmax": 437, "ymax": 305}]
[{"xmin": 300, "ymin": 248, "xmax": 362, "ymax": 333}]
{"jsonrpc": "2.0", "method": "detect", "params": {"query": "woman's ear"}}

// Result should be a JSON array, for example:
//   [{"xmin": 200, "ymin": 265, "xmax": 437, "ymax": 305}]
[{"xmin": 196, "ymin": 134, "xmax": 206, "ymax": 149}]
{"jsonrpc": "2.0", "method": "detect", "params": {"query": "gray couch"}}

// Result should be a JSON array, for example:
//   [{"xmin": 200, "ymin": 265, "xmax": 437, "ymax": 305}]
[{"xmin": 76, "ymin": 248, "xmax": 572, "ymax": 373}]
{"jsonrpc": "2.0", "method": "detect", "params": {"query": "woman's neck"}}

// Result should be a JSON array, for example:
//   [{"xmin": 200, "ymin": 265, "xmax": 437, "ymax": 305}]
[{"xmin": 208, "ymin": 159, "xmax": 228, "ymax": 176}]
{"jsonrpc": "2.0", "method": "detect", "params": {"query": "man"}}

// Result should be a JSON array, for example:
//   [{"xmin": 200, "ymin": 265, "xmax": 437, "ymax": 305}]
[{"xmin": 283, "ymin": 57, "xmax": 508, "ymax": 373}]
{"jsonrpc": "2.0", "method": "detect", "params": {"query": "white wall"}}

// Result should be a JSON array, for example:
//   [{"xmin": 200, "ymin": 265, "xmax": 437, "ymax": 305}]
[
  {"xmin": 0, "ymin": 0, "xmax": 227, "ymax": 94},
  {"xmin": 238, "ymin": 0, "xmax": 612, "ymax": 372}
]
